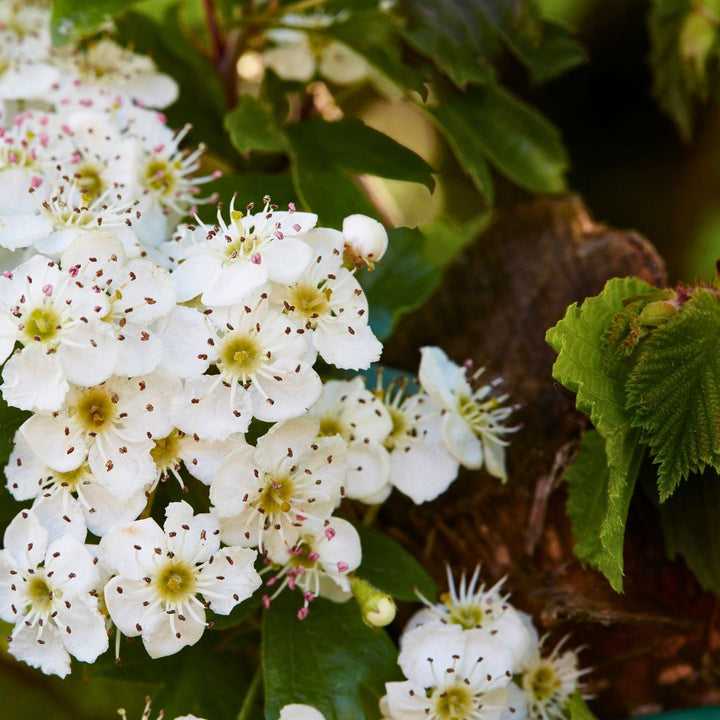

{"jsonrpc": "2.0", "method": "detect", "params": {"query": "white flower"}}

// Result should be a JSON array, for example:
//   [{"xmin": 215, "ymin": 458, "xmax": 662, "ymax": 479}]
[
  {"xmin": 0, "ymin": 509, "xmax": 108, "ymax": 677},
  {"xmin": 517, "ymin": 637, "xmax": 588, "ymax": 720},
  {"xmin": 6, "ymin": 433, "xmax": 148, "ymax": 539},
  {"xmin": 0, "ymin": 254, "xmax": 119, "ymax": 411},
  {"xmin": 273, "ymin": 227, "xmax": 382, "ymax": 370},
  {"xmin": 210, "ymin": 416, "xmax": 346, "ymax": 553},
  {"xmin": 20, "ymin": 373, "xmax": 177, "ymax": 501},
  {"xmin": 342, "ymin": 214, "xmax": 388, "ymax": 269},
  {"xmin": 306, "ymin": 377, "xmax": 392, "ymax": 503},
  {"xmin": 405, "ymin": 566, "xmax": 533, "ymax": 668},
  {"xmin": 419, "ymin": 346, "xmax": 518, "ymax": 480},
  {"xmin": 204, "ymin": 291, "xmax": 322, "ymax": 423},
  {"xmin": 172, "ymin": 197, "xmax": 316, "ymax": 307},
  {"xmin": 279, "ymin": 705, "xmax": 327, "ymax": 720},
  {"xmin": 263, "ymin": 515, "xmax": 361, "ymax": 615},
  {"xmin": 379, "ymin": 377, "xmax": 459, "ymax": 505},
  {"xmin": 386, "ymin": 623, "xmax": 516, "ymax": 720},
  {"xmin": 99, "ymin": 501, "xmax": 261, "ymax": 659}
]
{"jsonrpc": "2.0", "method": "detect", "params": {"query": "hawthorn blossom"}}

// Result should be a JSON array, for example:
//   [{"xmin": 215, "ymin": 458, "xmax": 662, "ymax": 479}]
[
  {"xmin": 0, "ymin": 509, "xmax": 108, "ymax": 677},
  {"xmin": 20, "ymin": 373, "xmax": 177, "ymax": 501},
  {"xmin": 273, "ymin": 227, "xmax": 382, "ymax": 370},
  {"xmin": 306, "ymin": 377, "xmax": 392, "ymax": 503},
  {"xmin": 172, "ymin": 197, "xmax": 317, "ymax": 307},
  {"xmin": 6, "ymin": 433, "xmax": 147, "ymax": 539},
  {"xmin": 379, "ymin": 377, "xmax": 459, "ymax": 504},
  {"xmin": 0, "ymin": 253, "xmax": 118, "ymax": 411},
  {"xmin": 406, "ymin": 566, "xmax": 533, "ymax": 667},
  {"xmin": 263, "ymin": 515, "xmax": 361, "ymax": 615},
  {"xmin": 516, "ymin": 636, "xmax": 588, "ymax": 720},
  {"xmin": 210, "ymin": 416, "xmax": 346, "ymax": 554},
  {"xmin": 386, "ymin": 623, "xmax": 516, "ymax": 720},
  {"xmin": 279, "ymin": 705, "xmax": 327, "ymax": 720},
  {"xmin": 99, "ymin": 501, "xmax": 261, "ymax": 659},
  {"xmin": 419, "ymin": 346, "xmax": 518, "ymax": 480}
]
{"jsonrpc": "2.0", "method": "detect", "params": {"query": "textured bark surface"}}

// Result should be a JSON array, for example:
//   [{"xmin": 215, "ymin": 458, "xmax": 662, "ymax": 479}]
[{"xmin": 377, "ymin": 194, "xmax": 720, "ymax": 718}]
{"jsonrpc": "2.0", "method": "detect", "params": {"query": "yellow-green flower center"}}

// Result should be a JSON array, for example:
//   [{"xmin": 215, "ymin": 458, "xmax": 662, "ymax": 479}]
[
  {"xmin": 286, "ymin": 284, "xmax": 330, "ymax": 324},
  {"xmin": 383, "ymin": 406, "xmax": 409, "ymax": 450},
  {"xmin": 219, "ymin": 333, "xmax": 262, "ymax": 381},
  {"xmin": 259, "ymin": 475, "xmax": 294, "ymax": 515},
  {"xmin": 56, "ymin": 465, "xmax": 87, "ymax": 491},
  {"xmin": 75, "ymin": 160, "xmax": 106, "ymax": 203},
  {"xmin": 151, "ymin": 430, "xmax": 183, "ymax": 471},
  {"xmin": 144, "ymin": 158, "xmax": 179, "ymax": 196},
  {"xmin": 431, "ymin": 684, "xmax": 474, "ymax": 720},
  {"xmin": 458, "ymin": 394, "xmax": 498, "ymax": 436},
  {"xmin": 524, "ymin": 661, "xmax": 561, "ymax": 703},
  {"xmin": 27, "ymin": 575, "xmax": 53, "ymax": 613},
  {"xmin": 22, "ymin": 307, "xmax": 60, "ymax": 343},
  {"xmin": 76, "ymin": 389, "xmax": 116, "ymax": 432},
  {"xmin": 155, "ymin": 562, "xmax": 197, "ymax": 602},
  {"xmin": 446, "ymin": 600, "xmax": 486, "ymax": 630},
  {"xmin": 318, "ymin": 416, "xmax": 343, "ymax": 438}
]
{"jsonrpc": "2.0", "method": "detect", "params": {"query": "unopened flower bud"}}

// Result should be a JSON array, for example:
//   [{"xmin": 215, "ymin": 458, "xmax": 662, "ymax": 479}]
[
  {"xmin": 639, "ymin": 299, "xmax": 678, "ymax": 326},
  {"xmin": 342, "ymin": 214, "xmax": 388, "ymax": 270},
  {"xmin": 350, "ymin": 577, "xmax": 396, "ymax": 627}
]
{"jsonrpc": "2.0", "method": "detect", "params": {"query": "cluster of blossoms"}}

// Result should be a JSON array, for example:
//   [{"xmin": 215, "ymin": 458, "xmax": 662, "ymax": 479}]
[
  {"xmin": 287, "ymin": 568, "xmax": 589, "ymax": 720},
  {"xmin": 0, "ymin": 0, "xmax": 521, "ymax": 695}
]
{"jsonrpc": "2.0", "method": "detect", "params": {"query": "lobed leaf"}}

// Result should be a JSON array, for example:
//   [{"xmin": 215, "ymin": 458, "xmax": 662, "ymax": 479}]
[
  {"xmin": 262, "ymin": 593, "xmax": 400, "ymax": 720},
  {"xmin": 626, "ymin": 289, "xmax": 720, "ymax": 499},
  {"xmin": 548, "ymin": 277, "xmax": 657, "ymax": 590}
]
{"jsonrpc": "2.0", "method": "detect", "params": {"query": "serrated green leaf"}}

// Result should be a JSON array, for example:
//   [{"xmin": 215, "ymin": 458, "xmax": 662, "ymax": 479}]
[
  {"xmin": 548, "ymin": 277, "xmax": 657, "ymax": 590},
  {"xmin": 51, "ymin": 0, "xmax": 141, "ymax": 44},
  {"xmin": 359, "ymin": 227, "xmax": 444, "ymax": 341},
  {"xmin": 658, "ymin": 467, "xmax": 720, "ymax": 595},
  {"xmin": 627, "ymin": 289, "xmax": 720, "ymax": 500},
  {"xmin": 355, "ymin": 522, "xmax": 437, "ymax": 601},
  {"xmin": 431, "ymin": 85, "xmax": 568, "ymax": 195},
  {"xmin": 262, "ymin": 593, "xmax": 400, "ymax": 720},
  {"xmin": 567, "ymin": 690, "xmax": 598, "ymax": 720},
  {"xmin": 286, "ymin": 118, "xmax": 434, "ymax": 227},
  {"xmin": 224, "ymin": 96, "xmax": 288, "ymax": 154},
  {"xmin": 564, "ymin": 429, "xmax": 643, "ymax": 591}
]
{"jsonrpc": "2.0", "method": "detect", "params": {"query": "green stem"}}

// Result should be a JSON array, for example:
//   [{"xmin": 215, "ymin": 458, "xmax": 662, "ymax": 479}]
[
  {"xmin": 362, "ymin": 503, "xmax": 381, "ymax": 526},
  {"xmin": 236, "ymin": 665, "xmax": 263, "ymax": 720}
]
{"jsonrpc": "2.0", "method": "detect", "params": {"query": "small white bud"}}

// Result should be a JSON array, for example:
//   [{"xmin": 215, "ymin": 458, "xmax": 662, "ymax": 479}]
[{"xmin": 342, "ymin": 214, "xmax": 388, "ymax": 270}]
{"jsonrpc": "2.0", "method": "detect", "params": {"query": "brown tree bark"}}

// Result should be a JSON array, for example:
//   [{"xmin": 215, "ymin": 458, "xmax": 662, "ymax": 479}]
[{"xmin": 378, "ymin": 194, "xmax": 720, "ymax": 718}]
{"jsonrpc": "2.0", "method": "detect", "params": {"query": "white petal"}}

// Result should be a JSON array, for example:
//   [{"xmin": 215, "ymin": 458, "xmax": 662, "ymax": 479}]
[
  {"xmin": 172, "ymin": 253, "xmax": 222, "ymax": 302},
  {"xmin": 58, "ymin": 322, "xmax": 118, "ymax": 387},
  {"xmin": 20, "ymin": 413, "xmax": 86, "ymax": 473},
  {"xmin": 2, "ymin": 346, "xmax": 69, "ymax": 411},
  {"xmin": 250, "ymin": 361, "xmax": 322, "ymax": 422},
  {"xmin": 9, "ymin": 623, "xmax": 70, "ymax": 678},
  {"xmin": 178, "ymin": 433, "xmax": 248, "ymax": 486},
  {"xmin": 199, "ymin": 546, "xmax": 260, "ymax": 615},
  {"xmin": 164, "ymin": 501, "xmax": 220, "ymax": 564},
  {"xmin": 45, "ymin": 534, "xmax": 100, "ymax": 594},
  {"xmin": 390, "ymin": 440, "xmax": 459, "ymax": 504},
  {"xmin": 201, "ymin": 261, "xmax": 267, "ymax": 306},
  {"xmin": 0, "ymin": 214, "xmax": 53, "ymax": 250},
  {"xmin": 6, "ymin": 433, "xmax": 50, "ymax": 501},
  {"xmin": 98, "ymin": 518, "xmax": 166, "ymax": 579},
  {"xmin": 142, "ymin": 607, "xmax": 206, "ymax": 658},
  {"xmin": 262, "ymin": 237, "xmax": 313, "ymax": 285},
  {"xmin": 418, "ymin": 346, "xmax": 468, "ymax": 409},
  {"xmin": 279, "ymin": 705, "xmax": 327, "ymax": 720},
  {"xmin": 345, "ymin": 443, "xmax": 390, "ymax": 503},
  {"xmin": 313, "ymin": 320, "xmax": 382, "ymax": 370},
  {"xmin": 33, "ymin": 492, "xmax": 87, "ymax": 544},
  {"xmin": 157, "ymin": 305, "xmax": 214, "ymax": 378},
  {"xmin": 315, "ymin": 517, "xmax": 361, "ymax": 576},
  {"xmin": 3, "ymin": 509, "xmax": 47, "ymax": 570},
  {"xmin": 54, "ymin": 595, "xmax": 109, "ymax": 663},
  {"xmin": 104, "ymin": 576, "xmax": 162, "ymax": 636},
  {"xmin": 442, "ymin": 412, "xmax": 483, "ymax": 469}
]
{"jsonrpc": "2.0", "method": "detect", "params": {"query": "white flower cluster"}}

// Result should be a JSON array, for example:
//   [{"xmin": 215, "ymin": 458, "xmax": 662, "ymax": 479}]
[
  {"xmin": 0, "ymin": 0, "xmax": 520, "ymax": 685},
  {"xmin": 0, "ymin": 1, "xmax": 214, "ymax": 266},
  {"xmin": 378, "ymin": 567, "xmax": 589, "ymax": 720}
]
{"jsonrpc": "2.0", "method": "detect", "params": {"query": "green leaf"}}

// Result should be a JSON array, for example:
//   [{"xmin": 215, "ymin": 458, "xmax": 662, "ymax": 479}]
[
  {"xmin": 359, "ymin": 226, "xmax": 444, "ymax": 341},
  {"xmin": 262, "ymin": 594, "xmax": 401, "ymax": 720},
  {"xmin": 51, "ymin": 0, "xmax": 141, "ymax": 44},
  {"xmin": 224, "ymin": 96, "xmax": 288, "ymax": 155},
  {"xmin": 648, "ymin": 0, "xmax": 711, "ymax": 141},
  {"xmin": 355, "ymin": 522, "xmax": 437, "ymax": 601},
  {"xmin": 567, "ymin": 690, "xmax": 598, "ymax": 720},
  {"xmin": 286, "ymin": 118, "xmax": 434, "ymax": 227},
  {"xmin": 399, "ymin": 0, "xmax": 585, "ymax": 88},
  {"xmin": 626, "ymin": 289, "xmax": 720, "ymax": 500},
  {"xmin": 636, "ymin": 708, "xmax": 720, "ymax": 719},
  {"xmin": 431, "ymin": 85, "xmax": 568, "ymax": 195},
  {"xmin": 90, "ymin": 630, "xmax": 255, "ymax": 720},
  {"xmin": 658, "ymin": 467, "xmax": 720, "ymax": 595},
  {"xmin": 547, "ymin": 277, "xmax": 657, "ymax": 590}
]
